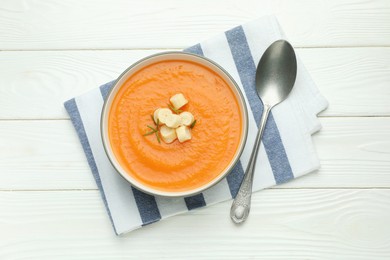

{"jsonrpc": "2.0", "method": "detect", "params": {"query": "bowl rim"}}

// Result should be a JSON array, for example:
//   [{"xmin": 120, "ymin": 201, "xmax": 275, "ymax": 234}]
[{"xmin": 101, "ymin": 51, "xmax": 248, "ymax": 197}]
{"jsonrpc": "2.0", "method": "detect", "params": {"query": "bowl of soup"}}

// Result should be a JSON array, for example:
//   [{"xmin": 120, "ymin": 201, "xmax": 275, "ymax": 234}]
[{"xmin": 101, "ymin": 52, "xmax": 248, "ymax": 197}]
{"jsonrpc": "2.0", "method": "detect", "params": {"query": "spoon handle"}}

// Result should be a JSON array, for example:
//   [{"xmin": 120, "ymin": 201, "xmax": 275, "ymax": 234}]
[{"xmin": 230, "ymin": 104, "xmax": 271, "ymax": 224}]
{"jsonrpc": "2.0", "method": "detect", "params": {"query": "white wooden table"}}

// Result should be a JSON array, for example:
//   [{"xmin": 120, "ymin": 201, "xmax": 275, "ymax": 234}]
[{"xmin": 1, "ymin": 0, "xmax": 390, "ymax": 259}]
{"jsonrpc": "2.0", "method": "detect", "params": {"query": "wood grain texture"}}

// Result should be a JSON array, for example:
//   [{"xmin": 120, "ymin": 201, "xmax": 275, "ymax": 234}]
[
  {"xmin": 0, "ymin": 48, "xmax": 389, "ymax": 119},
  {"xmin": 0, "ymin": 0, "xmax": 389, "ymax": 50},
  {"xmin": 0, "ymin": 120, "xmax": 93, "ymax": 189},
  {"xmin": 0, "ymin": 50, "xmax": 162, "ymax": 119},
  {"xmin": 281, "ymin": 117, "xmax": 390, "ymax": 188},
  {"xmin": 0, "ymin": 117, "xmax": 389, "ymax": 190},
  {"xmin": 1, "ymin": 189, "xmax": 389, "ymax": 259},
  {"xmin": 299, "ymin": 48, "xmax": 390, "ymax": 117},
  {"xmin": 1, "ymin": 0, "xmax": 389, "ymax": 258}
]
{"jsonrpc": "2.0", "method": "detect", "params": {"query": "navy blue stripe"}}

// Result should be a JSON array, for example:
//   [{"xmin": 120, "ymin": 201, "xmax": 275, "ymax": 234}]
[
  {"xmin": 226, "ymin": 161, "xmax": 245, "ymax": 198},
  {"xmin": 100, "ymin": 80, "xmax": 115, "ymax": 100},
  {"xmin": 185, "ymin": 42, "xmax": 248, "ymax": 197},
  {"xmin": 184, "ymin": 194, "xmax": 206, "ymax": 210},
  {"xmin": 98, "ymin": 85, "xmax": 162, "ymax": 225},
  {"xmin": 64, "ymin": 98, "xmax": 118, "ymax": 235},
  {"xmin": 225, "ymin": 26, "xmax": 294, "ymax": 184},
  {"xmin": 131, "ymin": 187, "xmax": 161, "ymax": 225},
  {"xmin": 184, "ymin": 43, "xmax": 204, "ymax": 56},
  {"xmin": 182, "ymin": 43, "xmax": 209, "ymax": 209}
]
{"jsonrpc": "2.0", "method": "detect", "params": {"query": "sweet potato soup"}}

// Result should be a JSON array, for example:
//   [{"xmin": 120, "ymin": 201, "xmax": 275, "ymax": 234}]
[{"xmin": 108, "ymin": 60, "xmax": 243, "ymax": 193}]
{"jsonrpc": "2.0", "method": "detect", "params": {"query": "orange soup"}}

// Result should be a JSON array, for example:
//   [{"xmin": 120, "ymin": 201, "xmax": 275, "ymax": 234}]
[{"xmin": 108, "ymin": 60, "xmax": 243, "ymax": 193}]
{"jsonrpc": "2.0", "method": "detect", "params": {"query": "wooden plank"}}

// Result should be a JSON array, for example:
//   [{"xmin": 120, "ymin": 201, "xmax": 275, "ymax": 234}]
[
  {"xmin": 0, "ymin": 117, "xmax": 389, "ymax": 190},
  {"xmin": 299, "ymin": 48, "xmax": 390, "ymax": 117},
  {"xmin": 0, "ymin": 189, "xmax": 389, "ymax": 259},
  {"xmin": 0, "ymin": 50, "xmax": 162, "ymax": 119},
  {"xmin": 280, "ymin": 117, "xmax": 390, "ymax": 188},
  {"xmin": 0, "ymin": 120, "xmax": 93, "ymax": 189},
  {"xmin": 0, "ymin": 48, "xmax": 389, "ymax": 119},
  {"xmin": 0, "ymin": 0, "xmax": 389, "ymax": 50}
]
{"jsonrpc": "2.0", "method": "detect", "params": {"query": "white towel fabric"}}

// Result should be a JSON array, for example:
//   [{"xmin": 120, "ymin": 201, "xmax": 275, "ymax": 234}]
[{"xmin": 65, "ymin": 15, "xmax": 328, "ymax": 235}]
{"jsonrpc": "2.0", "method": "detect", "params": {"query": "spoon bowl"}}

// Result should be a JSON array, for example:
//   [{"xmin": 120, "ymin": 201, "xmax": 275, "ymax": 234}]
[
  {"xmin": 256, "ymin": 40, "xmax": 297, "ymax": 107},
  {"xmin": 230, "ymin": 40, "xmax": 297, "ymax": 223}
]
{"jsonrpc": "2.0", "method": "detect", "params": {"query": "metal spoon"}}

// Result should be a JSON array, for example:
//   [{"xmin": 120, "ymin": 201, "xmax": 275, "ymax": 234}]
[{"xmin": 230, "ymin": 40, "xmax": 297, "ymax": 224}]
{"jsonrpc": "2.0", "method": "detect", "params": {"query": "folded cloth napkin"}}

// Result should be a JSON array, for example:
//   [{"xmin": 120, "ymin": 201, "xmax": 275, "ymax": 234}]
[{"xmin": 64, "ymin": 15, "xmax": 328, "ymax": 235}]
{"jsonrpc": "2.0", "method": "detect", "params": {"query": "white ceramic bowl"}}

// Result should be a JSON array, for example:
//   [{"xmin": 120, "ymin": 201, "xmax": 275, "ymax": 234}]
[{"xmin": 101, "ymin": 51, "xmax": 248, "ymax": 197}]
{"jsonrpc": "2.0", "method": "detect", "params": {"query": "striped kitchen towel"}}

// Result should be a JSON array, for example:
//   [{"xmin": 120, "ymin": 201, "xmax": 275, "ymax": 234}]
[{"xmin": 64, "ymin": 15, "xmax": 328, "ymax": 235}]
